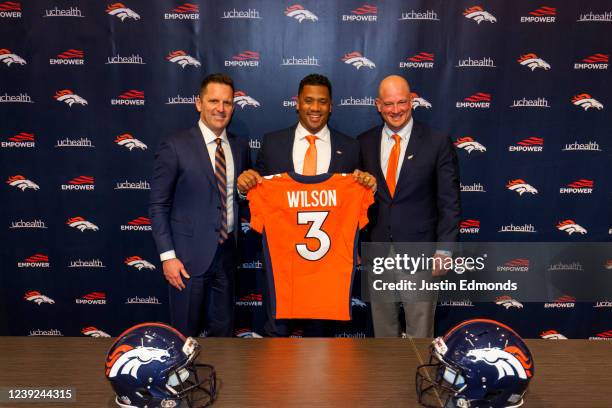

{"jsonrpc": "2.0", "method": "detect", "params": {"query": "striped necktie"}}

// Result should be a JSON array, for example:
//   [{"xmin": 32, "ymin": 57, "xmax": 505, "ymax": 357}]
[{"xmin": 214, "ymin": 138, "xmax": 228, "ymax": 243}]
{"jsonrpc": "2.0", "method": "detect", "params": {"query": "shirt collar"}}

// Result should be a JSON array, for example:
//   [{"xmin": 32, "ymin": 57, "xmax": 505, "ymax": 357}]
[
  {"xmin": 383, "ymin": 117, "xmax": 413, "ymax": 141},
  {"xmin": 296, "ymin": 122, "xmax": 330, "ymax": 142},
  {"xmin": 198, "ymin": 120, "xmax": 228, "ymax": 145}
]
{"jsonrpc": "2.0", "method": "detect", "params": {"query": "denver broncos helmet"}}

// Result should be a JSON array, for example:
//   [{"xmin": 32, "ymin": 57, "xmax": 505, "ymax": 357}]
[
  {"xmin": 416, "ymin": 319, "xmax": 534, "ymax": 408},
  {"xmin": 105, "ymin": 323, "xmax": 217, "ymax": 408}
]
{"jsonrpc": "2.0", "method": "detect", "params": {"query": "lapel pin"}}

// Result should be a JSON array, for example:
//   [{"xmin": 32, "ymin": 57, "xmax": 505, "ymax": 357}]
[
  {"xmin": 408, "ymin": 155, "xmax": 414, "ymax": 160},
  {"xmin": 336, "ymin": 150, "xmax": 343, "ymax": 155}
]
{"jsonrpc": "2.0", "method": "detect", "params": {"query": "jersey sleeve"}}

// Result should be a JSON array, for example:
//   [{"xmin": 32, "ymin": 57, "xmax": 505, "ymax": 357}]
[
  {"xmin": 358, "ymin": 187, "xmax": 375, "ymax": 230},
  {"xmin": 247, "ymin": 183, "xmax": 266, "ymax": 233}
]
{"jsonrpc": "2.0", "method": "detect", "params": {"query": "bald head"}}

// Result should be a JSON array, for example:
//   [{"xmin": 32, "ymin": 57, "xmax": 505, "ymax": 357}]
[{"xmin": 375, "ymin": 75, "xmax": 413, "ymax": 132}]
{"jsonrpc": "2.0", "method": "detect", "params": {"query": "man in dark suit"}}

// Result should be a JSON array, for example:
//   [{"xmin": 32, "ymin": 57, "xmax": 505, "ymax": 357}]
[
  {"xmin": 237, "ymin": 73, "xmax": 376, "ymax": 336},
  {"xmin": 149, "ymin": 73, "xmax": 250, "ymax": 337},
  {"xmin": 358, "ymin": 75, "xmax": 460, "ymax": 338}
]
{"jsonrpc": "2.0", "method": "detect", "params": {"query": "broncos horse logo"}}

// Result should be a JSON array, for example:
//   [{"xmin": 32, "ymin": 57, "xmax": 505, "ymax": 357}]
[
  {"xmin": 106, "ymin": 3, "xmax": 141, "ymax": 21},
  {"xmin": 571, "ymin": 93, "xmax": 604, "ymax": 111},
  {"xmin": 518, "ymin": 53, "xmax": 551, "ymax": 71},
  {"xmin": 506, "ymin": 179, "xmax": 538, "ymax": 195},
  {"xmin": 467, "ymin": 346, "xmax": 532, "ymax": 380},
  {"xmin": 341, "ymin": 52, "xmax": 376, "ymax": 69},
  {"xmin": 285, "ymin": 5, "xmax": 318, "ymax": 22},
  {"xmin": 463, "ymin": 6, "xmax": 497, "ymax": 24},
  {"xmin": 106, "ymin": 345, "xmax": 170, "ymax": 378}
]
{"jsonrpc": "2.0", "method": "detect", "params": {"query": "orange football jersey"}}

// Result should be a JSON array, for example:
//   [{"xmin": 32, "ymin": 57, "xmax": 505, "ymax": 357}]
[{"xmin": 248, "ymin": 172, "xmax": 374, "ymax": 320}]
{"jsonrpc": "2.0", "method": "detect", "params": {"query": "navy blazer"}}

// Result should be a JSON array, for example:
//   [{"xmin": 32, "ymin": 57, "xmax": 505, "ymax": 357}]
[
  {"xmin": 255, "ymin": 125, "xmax": 360, "ymax": 175},
  {"xmin": 149, "ymin": 127, "xmax": 250, "ymax": 276},
  {"xmin": 358, "ymin": 120, "xmax": 460, "ymax": 243}
]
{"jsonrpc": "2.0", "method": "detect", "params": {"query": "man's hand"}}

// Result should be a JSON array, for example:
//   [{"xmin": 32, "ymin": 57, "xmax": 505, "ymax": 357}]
[
  {"xmin": 352, "ymin": 169, "xmax": 377, "ymax": 191},
  {"xmin": 237, "ymin": 169, "xmax": 262, "ymax": 195},
  {"xmin": 163, "ymin": 258, "xmax": 190, "ymax": 290},
  {"xmin": 432, "ymin": 253, "xmax": 451, "ymax": 277}
]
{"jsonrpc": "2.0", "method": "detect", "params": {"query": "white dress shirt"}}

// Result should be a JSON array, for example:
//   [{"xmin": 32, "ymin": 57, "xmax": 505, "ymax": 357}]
[
  {"xmin": 292, "ymin": 122, "xmax": 331, "ymax": 175},
  {"xmin": 160, "ymin": 120, "xmax": 235, "ymax": 262},
  {"xmin": 380, "ymin": 118, "xmax": 413, "ymax": 182}
]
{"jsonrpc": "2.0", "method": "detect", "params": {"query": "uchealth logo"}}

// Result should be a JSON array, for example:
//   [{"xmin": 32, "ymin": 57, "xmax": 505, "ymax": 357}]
[
  {"xmin": 456, "ymin": 56, "xmax": 496, "ymax": 68},
  {"xmin": 115, "ymin": 180, "xmax": 150, "ymax": 190},
  {"xmin": 459, "ymin": 219, "xmax": 480, "ymax": 234},
  {"xmin": 281, "ymin": 55, "xmax": 320, "ymax": 67},
  {"xmin": 399, "ymin": 9, "xmax": 439, "ymax": 21},
  {"xmin": 67, "ymin": 216, "xmax": 99, "ymax": 231},
  {"xmin": 560, "ymin": 179, "xmax": 594, "ymax": 194},
  {"xmin": 43, "ymin": 6, "xmax": 84, "ymax": 18},
  {"xmin": 557, "ymin": 220, "xmax": 587, "ymax": 235},
  {"xmin": 125, "ymin": 256, "xmax": 156, "ymax": 270},
  {"xmin": 456, "ymin": 92, "xmax": 491, "ymax": 108},
  {"xmin": 0, "ymin": 1, "xmax": 21, "ymax": 18},
  {"xmin": 463, "ymin": 6, "xmax": 496, "ymax": 24},
  {"xmin": 517, "ymin": 53, "xmax": 550, "ymax": 71},
  {"xmin": 234, "ymin": 91, "xmax": 260, "ymax": 108},
  {"xmin": 61, "ymin": 176, "xmax": 94, "ymax": 191},
  {"xmin": 509, "ymin": 137, "xmax": 544, "ymax": 152},
  {"xmin": 0, "ymin": 92, "xmax": 32, "ymax": 103},
  {"xmin": 540, "ymin": 330, "xmax": 567, "ymax": 340},
  {"xmin": 461, "ymin": 182, "xmax": 485, "ymax": 193},
  {"xmin": 495, "ymin": 296, "xmax": 524, "ymax": 309},
  {"xmin": 18, "ymin": 254, "xmax": 50, "ymax": 268},
  {"xmin": 69, "ymin": 258, "xmax": 105, "ymax": 268},
  {"xmin": 106, "ymin": 53, "xmax": 144, "ymax": 65},
  {"xmin": 577, "ymin": 11, "xmax": 612, "ymax": 23},
  {"xmin": 24, "ymin": 291, "xmax": 55, "ymax": 305},
  {"xmin": 225, "ymin": 51, "xmax": 259, "ymax": 67},
  {"xmin": 562, "ymin": 140, "xmax": 601, "ymax": 152},
  {"xmin": 590, "ymin": 330, "xmax": 612, "ymax": 341},
  {"xmin": 54, "ymin": 89, "xmax": 88, "ymax": 107},
  {"xmin": 341, "ymin": 52, "xmax": 375, "ymax": 69},
  {"xmin": 82, "ymin": 326, "xmax": 110, "ymax": 337},
  {"xmin": 574, "ymin": 53, "xmax": 608, "ymax": 70},
  {"xmin": 221, "ymin": 7, "xmax": 260, "ymax": 19},
  {"xmin": 521, "ymin": 6, "xmax": 556, "ymax": 23},
  {"xmin": 338, "ymin": 96, "xmax": 375, "ymax": 107},
  {"xmin": 544, "ymin": 295, "xmax": 576, "ymax": 309},
  {"xmin": 29, "ymin": 329, "xmax": 62, "ymax": 336},
  {"xmin": 2, "ymin": 132, "xmax": 34, "ymax": 148},
  {"xmin": 571, "ymin": 93, "xmax": 603, "ymax": 110},
  {"xmin": 125, "ymin": 296, "xmax": 161, "ymax": 304},
  {"xmin": 9, "ymin": 219, "xmax": 47, "ymax": 229},
  {"xmin": 106, "ymin": 3, "xmax": 140, "ymax": 21},
  {"xmin": 0, "ymin": 48, "xmax": 26, "ymax": 66},
  {"xmin": 121, "ymin": 216, "xmax": 152, "ymax": 231},
  {"xmin": 165, "ymin": 3, "xmax": 199, "ymax": 19},
  {"xmin": 50, "ymin": 49, "xmax": 84, "ymax": 65},
  {"xmin": 410, "ymin": 92, "xmax": 431, "ymax": 109},
  {"xmin": 498, "ymin": 223, "xmax": 536, "ymax": 233},
  {"xmin": 235, "ymin": 293, "xmax": 263, "ymax": 307},
  {"xmin": 342, "ymin": 4, "xmax": 377, "ymax": 22},
  {"xmin": 285, "ymin": 5, "xmax": 318, "ymax": 22},
  {"xmin": 111, "ymin": 90, "xmax": 145, "ymax": 106},
  {"xmin": 454, "ymin": 137, "xmax": 486, "ymax": 153},
  {"xmin": 115, "ymin": 134, "xmax": 147, "ymax": 151},
  {"xmin": 506, "ymin": 179, "xmax": 538, "ymax": 196},
  {"xmin": 400, "ymin": 52, "xmax": 434, "ymax": 69},
  {"xmin": 76, "ymin": 292, "xmax": 107, "ymax": 305},
  {"xmin": 6, "ymin": 175, "xmax": 39, "ymax": 191},
  {"xmin": 166, "ymin": 50, "xmax": 200, "ymax": 68}
]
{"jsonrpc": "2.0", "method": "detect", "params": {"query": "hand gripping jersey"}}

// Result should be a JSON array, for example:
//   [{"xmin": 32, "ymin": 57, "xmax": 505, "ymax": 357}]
[{"xmin": 248, "ymin": 172, "xmax": 374, "ymax": 320}]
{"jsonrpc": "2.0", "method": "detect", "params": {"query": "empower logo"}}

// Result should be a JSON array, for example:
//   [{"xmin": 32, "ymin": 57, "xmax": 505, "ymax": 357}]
[
  {"xmin": 498, "ymin": 223, "xmax": 536, "ymax": 233},
  {"xmin": 459, "ymin": 219, "xmax": 480, "ymax": 234},
  {"xmin": 560, "ymin": 179, "xmax": 594, "ymax": 194},
  {"xmin": 342, "ymin": 4, "xmax": 377, "ymax": 22},
  {"xmin": 166, "ymin": 50, "xmax": 200, "ymax": 68},
  {"xmin": 111, "ymin": 90, "xmax": 145, "ymax": 106},
  {"xmin": 18, "ymin": 254, "xmax": 50, "ymax": 268},
  {"xmin": 463, "ymin": 6, "xmax": 496, "ymax": 24},
  {"xmin": 544, "ymin": 295, "xmax": 576, "ymax": 308},
  {"xmin": 234, "ymin": 91, "xmax": 260, "ymax": 108},
  {"xmin": 521, "ymin": 6, "xmax": 556, "ymax": 23},
  {"xmin": 82, "ymin": 327, "xmax": 110, "ymax": 337},
  {"xmin": 518, "ymin": 53, "xmax": 550, "ymax": 71},
  {"xmin": 341, "ymin": 52, "xmax": 375, "ymax": 69},
  {"xmin": 282, "ymin": 95, "xmax": 297, "ymax": 107},
  {"xmin": 508, "ymin": 137, "xmax": 544, "ymax": 152},
  {"xmin": 165, "ymin": 3, "xmax": 199, "ymax": 19},
  {"xmin": 456, "ymin": 92, "xmax": 491, "ymax": 108},
  {"xmin": 235, "ymin": 293, "xmax": 263, "ymax": 306},
  {"xmin": 285, "ymin": 5, "xmax": 317, "ymax": 22},
  {"xmin": 589, "ymin": 330, "xmax": 612, "ymax": 341},
  {"xmin": 115, "ymin": 134, "xmax": 147, "ymax": 151},
  {"xmin": 54, "ymin": 90, "xmax": 88, "ymax": 106},
  {"xmin": 506, "ymin": 179, "xmax": 538, "ymax": 196},
  {"xmin": 61, "ymin": 176, "xmax": 94, "ymax": 191},
  {"xmin": 125, "ymin": 256, "xmax": 156, "ymax": 270},
  {"xmin": 496, "ymin": 259, "xmax": 530, "ymax": 272},
  {"xmin": 0, "ymin": 1, "xmax": 21, "ymax": 18},
  {"xmin": 495, "ymin": 295, "xmax": 524, "ymax": 308},
  {"xmin": 106, "ymin": 3, "xmax": 140, "ymax": 21},
  {"xmin": 49, "ymin": 49, "xmax": 84, "ymax": 65},
  {"xmin": 225, "ymin": 51, "xmax": 259, "ymax": 67},
  {"xmin": 400, "ymin": 52, "xmax": 434, "ymax": 69},
  {"xmin": 0, "ymin": 48, "xmax": 26, "ymax": 66},
  {"xmin": 572, "ymin": 93, "xmax": 604, "ymax": 110},
  {"xmin": 556, "ymin": 220, "xmax": 587, "ymax": 235},
  {"xmin": 75, "ymin": 292, "xmax": 107, "ymax": 305},
  {"xmin": 121, "ymin": 216, "xmax": 152, "ymax": 231},
  {"xmin": 574, "ymin": 53, "xmax": 608, "ymax": 70},
  {"xmin": 6, "ymin": 175, "xmax": 39, "ymax": 191},
  {"xmin": 24, "ymin": 291, "xmax": 55, "ymax": 305},
  {"xmin": 67, "ymin": 216, "xmax": 99, "ymax": 231},
  {"xmin": 454, "ymin": 137, "xmax": 486, "ymax": 153},
  {"xmin": 2, "ymin": 132, "xmax": 34, "ymax": 148},
  {"xmin": 410, "ymin": 93, "xmax": 432, "ymax": 109}
]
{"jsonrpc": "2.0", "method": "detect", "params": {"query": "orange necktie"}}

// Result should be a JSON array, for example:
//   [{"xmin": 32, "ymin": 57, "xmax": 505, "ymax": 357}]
[
  {"xmin": 386, "ymin": 134, "xmax": 401, "ymax": 197},
  {"xmin": 302, "ymin": 135, "xmax": 318, "ymax": 175}
]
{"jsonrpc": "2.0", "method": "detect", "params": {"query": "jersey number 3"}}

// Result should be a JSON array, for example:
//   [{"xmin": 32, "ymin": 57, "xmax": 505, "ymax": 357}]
[{"xmin": 296, "ymin": 211, "xmax": 330, "ymax": 261}]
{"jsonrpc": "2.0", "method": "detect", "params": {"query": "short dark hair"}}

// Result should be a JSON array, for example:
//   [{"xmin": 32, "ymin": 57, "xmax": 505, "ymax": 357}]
[
  {"xmin": 199, "ymin": 73, "xmax": 234, "ymax": 96},
  {"xmin": 298, "ymin": 74, "xmax": 332, "ymax": 98}
]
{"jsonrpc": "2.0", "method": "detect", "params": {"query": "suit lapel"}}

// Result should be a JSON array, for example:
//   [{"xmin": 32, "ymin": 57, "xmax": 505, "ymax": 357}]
[
  {"xmin": 227, "ymin": 132, "xmax": 240, "ymax": 176},
  {"xmin": 371, "ymin": 126, "xmax": 392, "ymax": 201},
  {"xmin": 329, "ymin": 129, "xmax": 341, "ymax": 172},
  {"xmin": 189, "ymin": 127, "xmax": 216, "ymax": 188},
  {"xmin": 395, "ymin": 120, "xmax": 424, "ymax": 191},
  {"xmin": 282, "ymin": 125, "xmax": 297, "ymax": 173}
]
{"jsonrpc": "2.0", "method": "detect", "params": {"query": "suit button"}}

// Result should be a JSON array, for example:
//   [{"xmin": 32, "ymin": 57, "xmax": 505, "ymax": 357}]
[
  {"xmin": 217, "ymin": 206, "xmax": 222, "ymax": 210},
  {"xmin": 215, "ymin": 228, "xmax": 219, "ymax": 232}
]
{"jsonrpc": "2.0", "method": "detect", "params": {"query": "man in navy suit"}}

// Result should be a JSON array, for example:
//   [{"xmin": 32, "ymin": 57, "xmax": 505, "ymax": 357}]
[
  {"xmin": 237, "ymin": 74, "xmax": 376, "ymax": 336},
  {"xmin": 358, "ymin": 75, "xmax": 460, "ymax": 338},
  {"xmin": 150, "ymin": 73, "xmax": 250, "ymax": 337}
]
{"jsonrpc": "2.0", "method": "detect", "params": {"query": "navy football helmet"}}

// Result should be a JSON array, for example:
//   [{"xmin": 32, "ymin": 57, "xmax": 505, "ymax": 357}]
[
  {"xmin": 105, "ymin": 323, "xmax": 217, "ymax": 408},
  {"xmin": 416, "ymin": 319, "xmax": 534, "ymax": 408}
]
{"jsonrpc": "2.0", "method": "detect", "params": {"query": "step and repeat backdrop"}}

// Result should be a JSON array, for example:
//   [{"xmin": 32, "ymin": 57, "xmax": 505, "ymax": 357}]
[{"xmin": 1, "ymin": 0, "xmax": 611, "ymax": 339}]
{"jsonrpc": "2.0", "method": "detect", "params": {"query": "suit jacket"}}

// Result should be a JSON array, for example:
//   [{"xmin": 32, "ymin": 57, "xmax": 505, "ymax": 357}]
[
  {"xmin": 149, "ymin": 127, "xmax": 250, "ymax": 276},
  {"xmin": 255, "ymin": 125, "xmax": 360, "ymax": 175},
  {"xmin": 358, "ymin": 120, "xmax": 460, "ymax": 243}
]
